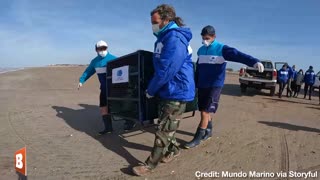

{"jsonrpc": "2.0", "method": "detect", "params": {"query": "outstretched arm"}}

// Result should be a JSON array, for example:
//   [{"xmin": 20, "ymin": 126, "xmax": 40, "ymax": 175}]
[
  {"xmin": 222, "ymin": 45, "xmax": 259, "ymax": 67},
  {"xmin": 79, "ymin": 62, "xmax": 96, "ymax": 84},
  {"xmin": 222, "ymin": 45, "xmax": 264, "ymax": 72}
]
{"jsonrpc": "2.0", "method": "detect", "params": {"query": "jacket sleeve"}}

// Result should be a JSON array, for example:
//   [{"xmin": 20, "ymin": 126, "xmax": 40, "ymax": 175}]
[
  {"xmin": 79, "ymin": 61, "xmax": 96, "ymax": 84},
  {"xmin": 195, "ymin": 58, "xmax": 199, "ymax": 88},
  {"xmin": 313, "ymin": 73, "xmax": 316, "ymax": 82},
  {"xmin": 287, "ymin": 66, "xmax": 293, "ymax": 78},
  {"xmin": 195, "ymin": 49, "xmax": 200, "ymax": 88},
  {"xmin": 222, "ymin": 45, "xmax": 259, "ymax": 67},
  {"xmin": 147, "ymin": 36, "xmax": 187, "ymax": 96}
]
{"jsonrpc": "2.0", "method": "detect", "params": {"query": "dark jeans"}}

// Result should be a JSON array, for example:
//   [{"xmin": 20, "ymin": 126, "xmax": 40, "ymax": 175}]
[
  {"xmin": 279, "ymin": 82, "xmax": 286, "ymax": 98},
  {"xmin": 293, "ymin": 85, "xmax": 302, "ymax": 97},
  {"xmin": 304, "ymin": 84, "xmax": 313, "ymax": 99},
  {"xmin": 287, "ymin": 79, "xmax": 293, "ymax": 97}
]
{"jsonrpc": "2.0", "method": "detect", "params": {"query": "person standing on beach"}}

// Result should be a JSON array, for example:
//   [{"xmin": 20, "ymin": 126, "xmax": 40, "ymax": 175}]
[
  {"xmin": 278, "ymin": 64, "xmax": 289, "ymax": 98},
  {"xmin": 303, "ymin": 66, "xmax": 316, "ymax": 100},
  {"xmin": 291, "ymin": 65, "xmax": 298, "ymax": 96},
  {"xmin": 184, "ymin": 25, "xmax": 264, "ymax": 149},
  {"xmin": 293, "ymin": 69, "xmax": 304, "ymax": 98},
  {"xmin": 132, "ymin": 4, "xmax": 195, "ymax": 176},
  {"xmin": 78, "ymin": 40, "xmax": 135, "ymax": 135},
  {"xmin": 286, "ymin": 65, "xmax": 296, "ymax": 97}
]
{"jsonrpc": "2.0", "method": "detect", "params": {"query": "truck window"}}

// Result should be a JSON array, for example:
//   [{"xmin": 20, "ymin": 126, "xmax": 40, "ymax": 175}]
[
  {"xmin": 261, "ymin": 62, "xmax": 273, "ymax": 69},
  {"xmin": 275, "ymin": 62, "xmax": 286, "ymax": 71}
]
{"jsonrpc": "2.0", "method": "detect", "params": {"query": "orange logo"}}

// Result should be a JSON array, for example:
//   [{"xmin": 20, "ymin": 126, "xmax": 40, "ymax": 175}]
[{"xmin": 15, "ymin": 147, "xmax": 27, "ymax": 176}]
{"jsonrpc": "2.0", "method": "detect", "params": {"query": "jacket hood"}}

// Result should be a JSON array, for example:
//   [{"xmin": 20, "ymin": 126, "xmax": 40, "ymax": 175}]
[
  {"xmin": 156, "ymin": 21, "xmax": 192, "ymax": 42},
  {"xmin": 174, "ymin": 27, "xmax": 192, "ymax": 42}
]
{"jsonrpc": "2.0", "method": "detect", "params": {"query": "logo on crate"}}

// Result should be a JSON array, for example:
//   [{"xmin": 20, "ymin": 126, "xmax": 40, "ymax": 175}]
[
  {"xmin": 112, "ymin": 65, "xmax": 129, "ymax": 84},
  {"xmin": 117, "ymin": 70, "xmax": 123, "ymax": 77},
  {"xmin": 15, "ymin": 147, "xmax": 27, "ymax": 176},
  {"xmin": 116, "ymin": 69, "xmax": 124, "ymax": 81}
]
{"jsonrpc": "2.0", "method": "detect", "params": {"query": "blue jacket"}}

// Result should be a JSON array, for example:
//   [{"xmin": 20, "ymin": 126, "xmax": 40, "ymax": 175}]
[
  {"xmin": 147, "ymin": 22, "xmax": 195, "ymax": 101},
  {"xmin": 196, "ymin": 40, "xmax": 260, "ymax": 88},
  {"xmin": 292, "ymin": 69, "xmax": 298, "ymax": 80},
  {"xmin": 278, "ymin": 68, "xmax": 289, "ymax": 83},
  {"xmin": 79, "ymin": 53, "xmax": 117, "ymax": 92},
  {"xmin": 287, "ymin": 66, "xmax": 294, "ymax": 79},
  {"xmin": 304, "ymin": 69, "xmax": 316, "ymax": 85}
]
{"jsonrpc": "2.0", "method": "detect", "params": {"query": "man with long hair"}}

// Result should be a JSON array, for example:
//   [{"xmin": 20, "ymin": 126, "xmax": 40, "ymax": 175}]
[{"xmin": 132, "ymin": 4, "xmax": 195, "ymax": 176}]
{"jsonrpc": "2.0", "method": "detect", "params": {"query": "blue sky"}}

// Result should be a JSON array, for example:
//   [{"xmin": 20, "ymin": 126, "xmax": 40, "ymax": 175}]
[{"xmin": 0, "ymin": 0, "xmax": 319, "ymax": 72}]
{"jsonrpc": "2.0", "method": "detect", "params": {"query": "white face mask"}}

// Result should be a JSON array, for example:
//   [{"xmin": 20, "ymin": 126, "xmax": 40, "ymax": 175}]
[
  {"xmin": 98, "ymin": 50, "xmax": 108, "ymax": 57},
  {"xmin": 202, "ymin": 40, "xmax": 211, "ymax": 47},
  {"xmin": 152, "ymin": 24, "xmax": 160, "ymax": 33}
]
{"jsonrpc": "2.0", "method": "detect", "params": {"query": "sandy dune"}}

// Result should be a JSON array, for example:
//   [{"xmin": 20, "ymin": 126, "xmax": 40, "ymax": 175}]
[{"xmin": 0, "ymin": 67, "xmax": 319, "ymax": 180}]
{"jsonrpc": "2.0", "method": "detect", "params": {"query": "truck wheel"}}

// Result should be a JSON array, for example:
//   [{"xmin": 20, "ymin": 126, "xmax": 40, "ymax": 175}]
[
  {"xmin": 270, "ymin": 87, "xmax": 276, "ymax": 96},
  {"xmin": 240, "ymin": 84, "xmax": 247, "ymax": 93}
]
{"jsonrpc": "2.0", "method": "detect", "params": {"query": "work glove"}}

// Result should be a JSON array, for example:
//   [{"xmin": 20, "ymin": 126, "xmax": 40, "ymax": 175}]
[
  {"xmin": 254, "ymin": 62, "xmax": 264, "ymax": 73},
  {"xmin": 78, "ymin": 82, "xmax": 82, "ymax": 90},
  {"xmin": 146, "ymin": 90, "xmax": 154, "ymax": 99}
]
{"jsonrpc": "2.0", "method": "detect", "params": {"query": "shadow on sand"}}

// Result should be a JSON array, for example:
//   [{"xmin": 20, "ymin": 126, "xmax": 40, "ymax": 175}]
[
  {"xmin": 221, "ymin": 84, "xmax": 271, "ymax": 97},
  {"xmin": 52, "ymin": 104, "xmax": 194, "ymax": 175},
  {"xmin": 307, "ymin": 106, "xmax": 320, "ymax": 110},
  {"xmin": 262, "ymin": 97, "xmax": 319, "ymax": 106},
  {"xmin": 258, "ymin": 121, "xmax": 320, "ymax": 134},
  {"xmin": 52, "ymin": 104, "xmax": 151, "ymax": 175}
]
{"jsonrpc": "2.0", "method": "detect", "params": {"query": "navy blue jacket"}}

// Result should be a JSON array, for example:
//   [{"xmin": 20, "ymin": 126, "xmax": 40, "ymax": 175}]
[
  {"xmin": 304, "ymin": 69, "xmax": 316, "ymax": 85},
  {"xmin": 196, "ymin": 40, "xmax": 260, "ymax": 88},
  {"xmin": 278, "ymin": 68, "xmax": 289, "ymax": 83}
]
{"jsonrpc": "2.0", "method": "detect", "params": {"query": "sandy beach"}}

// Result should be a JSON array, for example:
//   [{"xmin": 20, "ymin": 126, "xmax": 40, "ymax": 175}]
[{"xmin": 0, "ymin": 67, "xmax": 319, "ymax": 180}]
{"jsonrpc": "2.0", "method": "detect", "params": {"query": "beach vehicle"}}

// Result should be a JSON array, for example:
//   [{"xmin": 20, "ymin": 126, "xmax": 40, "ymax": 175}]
[{"xmin": 239, "ymin": 60, "xmax": 286, "ymax": 96}]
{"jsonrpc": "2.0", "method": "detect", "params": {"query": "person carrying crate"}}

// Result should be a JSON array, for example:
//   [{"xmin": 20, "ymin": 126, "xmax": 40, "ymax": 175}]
[
  {"xmin": 132, "ymin": 4, "xmax": 195, "ymax": 176},
  {"xmin": 78, "ymin": 40, "xmax": 135, "ymax": 135}
]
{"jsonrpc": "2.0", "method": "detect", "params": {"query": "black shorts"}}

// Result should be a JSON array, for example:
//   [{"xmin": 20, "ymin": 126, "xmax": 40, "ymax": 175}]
[
  {"xmin": 99, "ymin": 90, "xmax": 107, "ymax": 107},
  {"xmin": 198, "ymin": 87, "xmax": 222, "ymax": 113}
]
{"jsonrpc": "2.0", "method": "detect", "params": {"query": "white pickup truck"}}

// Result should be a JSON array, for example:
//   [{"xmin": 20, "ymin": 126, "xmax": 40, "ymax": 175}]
[{"xmin": 239, "ymin": 61, "xmax": 286, "ymax": 96}]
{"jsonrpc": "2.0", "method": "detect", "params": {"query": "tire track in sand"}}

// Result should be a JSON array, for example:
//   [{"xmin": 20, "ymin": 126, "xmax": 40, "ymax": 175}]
[
  {"xmin": 7, "ymin": 111, "xmax": 47, "ymax": 159},
  {"xmin": 278, "ymin": 132, "xmax": 289, "ymax": 180}
]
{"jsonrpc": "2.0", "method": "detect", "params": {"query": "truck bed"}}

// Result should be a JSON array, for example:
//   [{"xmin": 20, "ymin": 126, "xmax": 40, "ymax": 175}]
[{"xmin": 242, "ymin": 67, "xmax": 274, "ymax": 81}]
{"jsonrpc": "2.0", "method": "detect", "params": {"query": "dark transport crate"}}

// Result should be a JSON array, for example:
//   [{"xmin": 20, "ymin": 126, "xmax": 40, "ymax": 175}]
[{"xmin": 106, "ymin": 50, "xmax": 197, "ymax": 124}]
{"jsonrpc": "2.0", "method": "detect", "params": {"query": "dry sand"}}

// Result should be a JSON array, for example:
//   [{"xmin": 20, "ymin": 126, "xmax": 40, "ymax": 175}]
[{"xmin": 0, "ymin": 67, "xmax": 319, "ymax": 180}]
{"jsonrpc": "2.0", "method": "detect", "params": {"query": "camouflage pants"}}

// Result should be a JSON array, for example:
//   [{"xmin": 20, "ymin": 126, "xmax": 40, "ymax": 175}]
[{"xmin": 146, "ymin": 100, "xmax": 186, "ymax": 169}]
